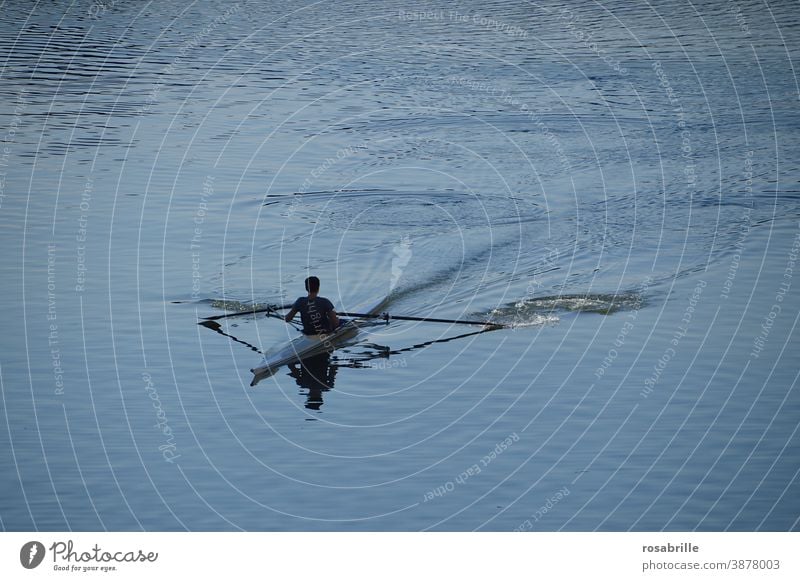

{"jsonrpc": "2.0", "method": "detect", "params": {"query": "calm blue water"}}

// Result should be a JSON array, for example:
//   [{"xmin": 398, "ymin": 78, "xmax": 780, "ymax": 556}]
[{"xmin": 1, "ymin": 0, "xmax": 799, "ymax": 531}]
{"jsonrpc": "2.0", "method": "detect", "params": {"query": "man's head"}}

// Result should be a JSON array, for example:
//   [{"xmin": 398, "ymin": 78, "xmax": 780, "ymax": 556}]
[{"xmin": 305, "ymin": 276, "xmax": 320, "ymax": 293}]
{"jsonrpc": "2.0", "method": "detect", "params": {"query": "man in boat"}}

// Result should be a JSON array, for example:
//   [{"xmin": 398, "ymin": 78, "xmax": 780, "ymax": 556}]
[{"xmin": 284, "ymin": 276, "xmax": 340, "ymax": 335}]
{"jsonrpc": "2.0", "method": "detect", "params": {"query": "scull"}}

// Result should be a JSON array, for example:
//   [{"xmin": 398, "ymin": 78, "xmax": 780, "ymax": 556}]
[{"xmin": 250, "ymin": 296, "xmax": 388, "ymax": 382}]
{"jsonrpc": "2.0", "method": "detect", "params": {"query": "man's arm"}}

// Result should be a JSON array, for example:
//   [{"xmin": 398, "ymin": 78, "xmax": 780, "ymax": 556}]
[
  {"xmin": 285, "ymin": 307, "xmax": 298, "ymax": 322},
  {"xmin": 328, "ymin": 309, "xmax": 339, "ymax": 329}
]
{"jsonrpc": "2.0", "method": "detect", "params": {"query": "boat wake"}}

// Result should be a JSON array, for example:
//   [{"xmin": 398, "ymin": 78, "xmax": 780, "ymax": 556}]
[
  {"xmin": 483, "ymin": 291, "xmax": 644, "ymax": 327},
  {"xmin": 202, "ymin": 297, "xmax": 285, "ymax": 313}
]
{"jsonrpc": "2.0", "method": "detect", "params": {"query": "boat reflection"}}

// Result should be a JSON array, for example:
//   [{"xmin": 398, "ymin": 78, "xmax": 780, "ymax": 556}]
[{"xmin": 287, "ymin": 352, "xmax": 338, "ymax": 410}]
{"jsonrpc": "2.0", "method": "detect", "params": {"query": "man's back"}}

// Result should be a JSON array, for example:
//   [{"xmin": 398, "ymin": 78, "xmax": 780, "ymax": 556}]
[{"xmin": 293, "ymin": 295, "xmax": 335, "ymax": 335}]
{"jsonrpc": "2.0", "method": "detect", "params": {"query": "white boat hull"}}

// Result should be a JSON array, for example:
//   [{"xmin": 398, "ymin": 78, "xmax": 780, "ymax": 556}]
[{"xmin": 250, "ymin": 297, "xmax": 387, "ymax": 381}]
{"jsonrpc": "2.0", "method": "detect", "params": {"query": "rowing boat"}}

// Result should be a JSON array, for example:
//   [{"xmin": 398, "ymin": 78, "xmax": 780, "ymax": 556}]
[{"xmin": 250, "ymin": 296, "xmax": 388, "ymax": 382}]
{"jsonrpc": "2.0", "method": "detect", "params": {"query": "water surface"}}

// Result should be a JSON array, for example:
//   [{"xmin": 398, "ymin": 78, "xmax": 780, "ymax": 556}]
[{"xmin": 1, "ymin": 0, "xmax": 798, "ymax": 531}]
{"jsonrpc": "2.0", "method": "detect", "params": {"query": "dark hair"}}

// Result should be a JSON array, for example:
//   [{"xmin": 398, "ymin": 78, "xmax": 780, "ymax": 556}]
[{"xmin": 305, "ymin": 276, "xmax": 320, "ymax": 293}]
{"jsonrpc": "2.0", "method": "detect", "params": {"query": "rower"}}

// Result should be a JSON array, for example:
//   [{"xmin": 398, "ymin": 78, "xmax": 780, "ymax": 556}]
[{"xmin": 284, "ymin": 276, "xmax": 340, "ymax": 335}]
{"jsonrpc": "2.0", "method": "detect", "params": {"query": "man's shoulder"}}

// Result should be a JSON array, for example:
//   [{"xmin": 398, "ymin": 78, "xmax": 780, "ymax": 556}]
[
  {"xmin": 293, "ymin": 296, "xmax": 307, "ymax": 307},
  {"xmin": 318, "ymin": 296, "xmax": 335, "ymax": 309}
]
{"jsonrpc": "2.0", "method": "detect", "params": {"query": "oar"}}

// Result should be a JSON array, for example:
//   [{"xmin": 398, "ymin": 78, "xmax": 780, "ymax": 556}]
[
  {"xmin": 333, "ymin": 326, "xmax": 497, "ymax": 367},
  {"xmin": 202, "ymin": 303, "xmax": 292, "ymax": 321},
  {"xmin": 338, "ymin": 311, "xmax": 507, "ymax": 328},
  {"xmin": 198, "ymin": 320, "xmax": 263, "ymax": 354}
]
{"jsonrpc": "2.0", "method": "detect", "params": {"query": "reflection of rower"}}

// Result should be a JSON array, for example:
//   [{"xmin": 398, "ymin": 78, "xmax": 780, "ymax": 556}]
[{"xmin": 287, "ymin": 352, "xmax": 338, "ymax": 410}]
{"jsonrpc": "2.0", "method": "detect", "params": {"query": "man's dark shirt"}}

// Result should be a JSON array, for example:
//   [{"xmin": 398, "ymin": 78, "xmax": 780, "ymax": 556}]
[{"xmin": 293, "ymin": 296, "xmax": 336, "ymax": 335}]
